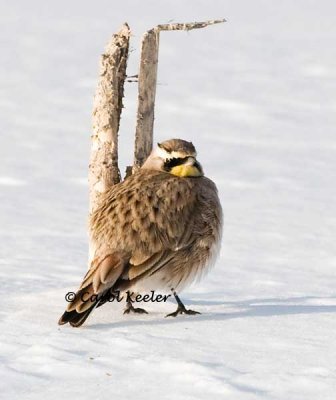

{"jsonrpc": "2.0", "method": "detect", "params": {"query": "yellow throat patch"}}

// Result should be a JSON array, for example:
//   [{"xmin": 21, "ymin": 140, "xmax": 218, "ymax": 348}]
[{"xmin": 170, "ymin": 164, "xmax": 202, "ymax": 177}]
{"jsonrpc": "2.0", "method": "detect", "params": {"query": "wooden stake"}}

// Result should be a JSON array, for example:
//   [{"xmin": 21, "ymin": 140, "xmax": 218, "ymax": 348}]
[
  {"xmin": 89, "ymin": 23, "xmax": 130, "ymax": 214},
  {"xmin": 133, "ymin": 19, "xmax": 226, "ymax": 170}
]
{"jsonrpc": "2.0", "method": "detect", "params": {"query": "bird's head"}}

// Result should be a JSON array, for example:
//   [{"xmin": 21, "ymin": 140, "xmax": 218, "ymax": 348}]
[{"xmin": 142, "ymin": 138, "xmax": 204, "ymax": 177}]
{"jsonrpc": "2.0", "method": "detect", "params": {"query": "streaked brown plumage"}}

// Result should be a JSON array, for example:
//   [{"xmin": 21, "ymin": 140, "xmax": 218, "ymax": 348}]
[{"xmin": 59, "ymin": 139, "xmax": 222, "ymax": 327}]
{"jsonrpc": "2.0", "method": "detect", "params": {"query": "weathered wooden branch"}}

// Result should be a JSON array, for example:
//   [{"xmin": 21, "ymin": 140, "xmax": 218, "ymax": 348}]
[
  {"xmin": 133, "ymin": 29, "xmax": 160, "ymax": 170},
  {"xmin": 89, "ymin": 23, "xmax": 130, "ymax": 214},
  {"xmin": 157, "ymin": 19, "xmax": 226, "ymax": 31},
  {"xmin": 133, "ymin": 19, "xmax": 226, "ymax": 170}
]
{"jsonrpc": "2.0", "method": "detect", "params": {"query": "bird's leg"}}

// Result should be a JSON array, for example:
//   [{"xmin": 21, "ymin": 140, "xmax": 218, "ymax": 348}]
[
  {"xmin": 123, "ymin": 295, "xmax": 148, "ymax": 315},
  {"xmin": 165, "ymin": 289, "xmax": 201, "ymax": 318}
]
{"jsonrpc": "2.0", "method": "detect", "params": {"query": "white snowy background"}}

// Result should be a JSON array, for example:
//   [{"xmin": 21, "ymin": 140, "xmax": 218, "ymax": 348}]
[{"xmin": 1, "ymin": 0, "xmax": 336, "ymax": 399}]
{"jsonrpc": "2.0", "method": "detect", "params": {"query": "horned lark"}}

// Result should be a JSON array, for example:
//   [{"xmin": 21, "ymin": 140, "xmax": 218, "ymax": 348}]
[{"xmin": 59, "ymin": 139, "xmax": 222, "ymax": 327}]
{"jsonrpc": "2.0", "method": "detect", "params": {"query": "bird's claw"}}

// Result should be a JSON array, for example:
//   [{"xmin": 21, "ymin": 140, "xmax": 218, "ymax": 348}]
[
  {"xmin": 123, "ymin": 306, "xmax": 148, "ymax": 315},
  {"xmin": 165, "ymin": 306, "xmax": 201, "ymax": 318}
]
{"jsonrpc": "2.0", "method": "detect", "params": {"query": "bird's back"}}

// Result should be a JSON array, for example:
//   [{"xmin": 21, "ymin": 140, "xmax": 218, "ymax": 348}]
[{"xmin": 90, "ymin": 169, "xmax": 222, "ymax": 291}]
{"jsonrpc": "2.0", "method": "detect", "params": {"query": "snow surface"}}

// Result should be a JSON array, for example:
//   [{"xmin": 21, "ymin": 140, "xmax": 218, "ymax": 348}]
[{"xmin": 1, "ymin": 0, "xmax": 336, "ymax": 399}]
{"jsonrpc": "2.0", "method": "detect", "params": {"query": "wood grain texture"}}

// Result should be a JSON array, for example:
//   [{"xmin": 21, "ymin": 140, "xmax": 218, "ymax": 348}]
[
  {"xmin": 134, "ymin": 28, "xmax": 160, "ymax": 170},
  {"xmin": 89, "ymin": 23, "xmax": 130, "ymax": 214}
]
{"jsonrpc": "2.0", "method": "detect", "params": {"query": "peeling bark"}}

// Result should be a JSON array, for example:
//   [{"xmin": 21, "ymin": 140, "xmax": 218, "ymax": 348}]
[{"xmin": 89, "ymin": 23, "xmax": 130, "ymax": 214}]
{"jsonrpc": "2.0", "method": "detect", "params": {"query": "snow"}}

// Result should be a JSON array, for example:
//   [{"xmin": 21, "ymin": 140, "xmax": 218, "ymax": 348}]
[{"xmin": 1, "ymin": 0, "xmax": 336, "ymax": 399}]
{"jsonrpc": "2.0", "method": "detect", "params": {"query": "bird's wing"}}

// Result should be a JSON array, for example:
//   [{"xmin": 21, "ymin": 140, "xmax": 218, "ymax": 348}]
[
  {"xmin": 90, "ymin": 170, "xmax": 199, "ymax": 257},
  {"xmin": 89, "ymin": 170, "xmax": 200, "ymax": 282},
  {"xmin": 63, "ymin": 172, "xmax": 198, "ymax": 314}
]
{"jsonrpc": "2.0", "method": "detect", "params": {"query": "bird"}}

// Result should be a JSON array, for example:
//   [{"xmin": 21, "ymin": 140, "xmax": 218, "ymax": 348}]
[{"xmin": 58, "ymin": 138, "xmax": 222, "ymax": 327}]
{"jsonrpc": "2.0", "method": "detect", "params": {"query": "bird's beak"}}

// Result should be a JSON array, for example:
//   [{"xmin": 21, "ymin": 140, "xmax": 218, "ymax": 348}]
[
  {"xmin": 185, "ymin": 157, "xmax": 203, "ymax": 176},
  {"xmin": 185, "ymin": 156, "xmax": 197, "ymax": 166}
]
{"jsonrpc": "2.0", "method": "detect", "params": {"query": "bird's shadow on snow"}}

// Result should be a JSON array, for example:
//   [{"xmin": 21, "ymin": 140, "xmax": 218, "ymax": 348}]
[{"xmin": 88, "ymin": 295, "xmax": 336, "ymax": 330}]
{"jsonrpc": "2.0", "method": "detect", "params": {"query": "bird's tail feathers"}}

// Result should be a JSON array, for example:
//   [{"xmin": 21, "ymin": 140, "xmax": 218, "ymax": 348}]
[{"xmin": 58, "ymin": 253, "xmax": 126, "ymax": 328}]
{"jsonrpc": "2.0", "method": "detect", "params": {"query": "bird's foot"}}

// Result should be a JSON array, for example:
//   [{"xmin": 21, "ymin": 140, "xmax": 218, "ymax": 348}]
[
  {"xmin": 123, "ymin": 303, "xmax": 148, "ymax": 315},
  {"xmin": 165, "ymin": 304, "xmax": 201, "ymax": 318}
]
